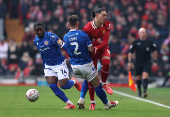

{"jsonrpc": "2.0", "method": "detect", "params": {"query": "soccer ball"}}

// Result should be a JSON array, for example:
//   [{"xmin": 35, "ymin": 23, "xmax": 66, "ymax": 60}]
[{"xmin": 26, "ymin": 89, "xmax": 39, "ymax": 102}]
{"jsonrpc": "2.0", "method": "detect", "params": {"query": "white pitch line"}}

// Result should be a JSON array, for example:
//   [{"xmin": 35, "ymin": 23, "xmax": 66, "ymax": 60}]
[{"xmin": 113, "ymin": 90, "xmax": 170, "ymax": 109}]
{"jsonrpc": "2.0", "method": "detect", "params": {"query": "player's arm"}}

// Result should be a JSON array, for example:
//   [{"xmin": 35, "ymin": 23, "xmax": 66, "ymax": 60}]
[
  {"xmin": 86, "ymin": 34, "xmax": 94, "ymax": 53},
  {"xmin": 57, "ymin": 38, "xmax": 67, "ymax": 51},
  {"xmin": 88, "ymin": 44, "xmax": 94, "ymax": 53},
  {"xmin": 128, "ymin": 41, "xmax": 136, "ymax": 70},
  {"xmin": 50, "ymin": 33, "xmax": 68, "ymax": 51},
  {"xmin": 151, "ymin": 41, "xmax": 157, "ymax": 66},
  {"xmin": 94, "ymin": 29, "xmax": 110, "ymax": 51}
]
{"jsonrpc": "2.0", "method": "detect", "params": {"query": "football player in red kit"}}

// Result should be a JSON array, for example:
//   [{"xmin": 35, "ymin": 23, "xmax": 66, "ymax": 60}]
[{"xmin": 83, "ymin": 8, "xmax": 113, "ymax": 110}]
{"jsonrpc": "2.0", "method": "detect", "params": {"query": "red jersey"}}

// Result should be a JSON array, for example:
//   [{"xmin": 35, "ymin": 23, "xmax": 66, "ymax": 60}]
[{"xmin": 83, "ymin": 20, "xmax": 111, "ymax": 51}]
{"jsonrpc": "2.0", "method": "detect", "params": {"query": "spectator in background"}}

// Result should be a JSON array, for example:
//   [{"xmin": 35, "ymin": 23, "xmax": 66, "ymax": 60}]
[
  {"xmin": 22, "ymin": 27, "xmax": 36, "ymax": 43},
  {"xmin": 0, "ymin": 0, "xmax": 7, "ymax": 19},
  {"xmin": 18, "ymin": 51, "xmax": 30, "ymax": 71},
  {"xmin": 19, "ymin": 40, "xmax": 30, "ymax": 59},
  {"xmin": 9, "ymin": 0, "xmax": 19, "ymax": 18},
  {"xmin": 0, "ymin": 35, "xmax": 8, "ymax": 75},
  {"xmin": 7, "ymin": 38, "xmax": 19, "ymax": 75},
  {"xmin": 109, "ymin": 36, "xmax": 120, "ymax": 56},
  {"xmin": 0, "ymin": 35, "xmax": 8, "ymax": 59},
  {"xmin": 0, "ymin": 0, "xmax": 7, "ymax": 37}
]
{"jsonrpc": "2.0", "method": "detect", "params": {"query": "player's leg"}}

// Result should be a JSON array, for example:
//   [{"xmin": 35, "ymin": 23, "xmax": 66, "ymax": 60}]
[
  {"xmin": 90, "ymin": 73, "xmax": 118, "ymax": 110},
  {"xmin": 79, "ymin": 61, "xmax": 118, "ymax": 110},
  {"xmin": 99, "ymin": 48, "xmax": 113, "ymax": 94},
  {"xmin": 88, "ymin": 58, "xmax": 98, "ymax": 110},
  {"xmin": 136, "ymin": 75, "xmax": 142, "ymax": 97},
  {"xmin": 135, "ymin": 62, "xmax": 143, "ymax": 97},
  {"xmin": 46, "ymin": 76, "xmax": 74, "ymax": 109},
  {"xmin": 78, "ymin": 80, "xmax": 88, "ymax": 109},
  {"xmin": 142, "ymin": 72, "xmax": 149, "ymax": 97},
  {"xmin": 58, "ymin": 61, "xmax": 81, "ymax": 91},
  {"xmin": 47, "ymin": 64, "xmax": 75, "ymax": 109},
  {"xmin": 142, "ymin": 61, "xmax": 151, "ymax": 98}
]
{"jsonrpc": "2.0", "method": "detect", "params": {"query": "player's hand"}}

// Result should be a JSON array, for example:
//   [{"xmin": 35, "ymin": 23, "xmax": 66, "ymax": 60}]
[
  {"xmin": 97, "ymin": 38, "xmax": 103, "ymax": 44},
  {"xmin": 94, "ymin": 47, "xmax": 97, "ymax": 54},
  {"xmin": 127, "ymin": 62, "xmax": 131, "ymax": 71},
  {"xmin": 153, "ymin": 62, "xmax": 157, "ymax": 67}
]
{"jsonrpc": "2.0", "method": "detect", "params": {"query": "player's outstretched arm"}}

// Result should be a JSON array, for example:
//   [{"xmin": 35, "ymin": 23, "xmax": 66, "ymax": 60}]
[{"xmin": 57, "ymin": 38, "xmax": 68, "ymax": 51}]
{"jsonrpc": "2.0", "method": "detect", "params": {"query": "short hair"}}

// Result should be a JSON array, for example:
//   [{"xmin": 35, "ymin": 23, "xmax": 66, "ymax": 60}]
[
  {"xmin": 34, "ymin": 22, "xmax": 44, "ymax": 29},
  {"xmin": 91, "ymin": 8, "xmax": 105, "ymax": 18},
  {"xmin": 68, "ymin": 15, "xmax": 78, "ymax": 27}
]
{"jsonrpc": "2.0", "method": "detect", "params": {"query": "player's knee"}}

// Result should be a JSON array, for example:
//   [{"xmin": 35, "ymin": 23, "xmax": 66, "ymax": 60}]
[
  {"xmin": 59, "ymin": 79, "xmax": 68, "ymax": 89},
  {"xmin": 60, "ymin": 83, "xmax": 67, "ymax": 89},
  {"xmin": 101, "ymin": 59, "xmax": 110, "ymax": 66},
  {"xmin": 142, "ymin": 72, "xmax": 149, "ymax": 79}
]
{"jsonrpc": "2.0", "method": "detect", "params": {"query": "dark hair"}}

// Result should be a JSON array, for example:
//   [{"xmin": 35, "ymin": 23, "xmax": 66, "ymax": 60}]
[
  {"xmin": 34, "ymin": 22, "xmax": 44, "ymax": 29},
  {"xmin": 68, "ymin": 15, "xmax": 78, "ymax": 27},
  {"xmin": 91, "ymin": 8, "xmax": 105, "ymax": 18}
]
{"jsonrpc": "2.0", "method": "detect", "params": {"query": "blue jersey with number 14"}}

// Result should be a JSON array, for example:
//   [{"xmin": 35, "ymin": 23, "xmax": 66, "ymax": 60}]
[{"xmin": 63, "ymin": 29, "xmax": 93, "ymax": 65}]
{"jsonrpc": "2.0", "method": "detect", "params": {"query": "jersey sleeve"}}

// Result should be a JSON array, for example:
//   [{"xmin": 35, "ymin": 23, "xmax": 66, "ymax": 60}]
[
  {"xmin": 129, "ymin": 41, "xmax": 136, "ymax": 53},
  {"xmin": 49, "ymin": 33, "xmax": 60, "ymax": 46},
  {"xmin": 150, "ymin": 41, "xmax": 157, "ymax": 51},
  {"xmin": 85, "ymin": 34, "xmax": 92, "ymax": 47}
]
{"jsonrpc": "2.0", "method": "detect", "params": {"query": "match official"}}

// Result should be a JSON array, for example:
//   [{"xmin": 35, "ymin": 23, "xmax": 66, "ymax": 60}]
[{"xmin": 128, "ymin": 28, "xmax": 157, "ymax": 98}]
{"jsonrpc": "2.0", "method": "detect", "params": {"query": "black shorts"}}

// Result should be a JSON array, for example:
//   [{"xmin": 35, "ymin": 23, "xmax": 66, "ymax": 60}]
[{"xmin": 135, "ymin": 60, "xmax": 151, "ymax": 76}]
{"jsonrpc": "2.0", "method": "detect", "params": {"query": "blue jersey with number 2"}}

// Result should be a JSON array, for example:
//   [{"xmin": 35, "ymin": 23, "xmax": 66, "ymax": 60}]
[{"xmin": 63, "ymin": 29, "xmax": 93, "ymax": 65}]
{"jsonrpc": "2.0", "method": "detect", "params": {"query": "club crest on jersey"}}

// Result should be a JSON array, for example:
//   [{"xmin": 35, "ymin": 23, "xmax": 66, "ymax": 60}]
[
  {"xmin": 103, "ymin": 30, "xmax": 105, "ymax": 34},
  {"xmin": 146, "ymin": 47, "xmax": 149, "ymax": 51},
  {"xmin": 44, "ymin": 41, "xmax": 49, "ymax": 45}
]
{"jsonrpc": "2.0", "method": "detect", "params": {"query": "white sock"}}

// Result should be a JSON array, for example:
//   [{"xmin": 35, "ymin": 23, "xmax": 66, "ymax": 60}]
[
  {"xmin": 72, "ymin": 80, "xmax": 76, "ymax": 85},
  {"xmin": 101, "ymin": 82, "xmax": 106, "ymax": 86},
  {"xmin": 106, "ymin": 101, "xmax": 110, "ymax": 105},
  {"xmin": 80, "ymin": 97, "xmax": 85, "ymax": 102},
  {"xmin": 66, "ymin": 100, "xmax": 74, "ymax": 105},
  {"xmin": 91, "ymin": 100, "xmax": 96, "ymax": 104}
]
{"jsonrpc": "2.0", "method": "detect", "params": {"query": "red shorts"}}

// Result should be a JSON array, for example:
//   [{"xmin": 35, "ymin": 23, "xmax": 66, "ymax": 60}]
[{"xmin": 90, "ymin": 47, "xmax": 110, "ymax": 68}]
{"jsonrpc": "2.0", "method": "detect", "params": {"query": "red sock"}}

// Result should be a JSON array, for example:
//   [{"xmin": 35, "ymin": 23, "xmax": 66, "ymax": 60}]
[
  {"xmin": 88, "ymin": 82, "xmax": 95, "ymax": 101},
  {"xmin": 101, "ymin": 59, "xmax": 110, "ymax": 83}
]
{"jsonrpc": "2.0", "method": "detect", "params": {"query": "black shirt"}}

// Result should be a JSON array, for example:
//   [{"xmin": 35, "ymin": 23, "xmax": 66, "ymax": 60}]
[{"xmin": 129, "ymin": 39, "xmax": 157, "ymax": 61}]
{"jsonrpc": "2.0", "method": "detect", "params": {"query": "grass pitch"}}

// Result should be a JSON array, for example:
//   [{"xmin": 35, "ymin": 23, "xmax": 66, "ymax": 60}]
[{"xmin": 0, "ymin": 86, "xmax": 170, "ymax": 117}]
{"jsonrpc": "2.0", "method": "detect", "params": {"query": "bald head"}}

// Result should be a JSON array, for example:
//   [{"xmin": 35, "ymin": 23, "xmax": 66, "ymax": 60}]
[{"xmin": 138, "ymin": 28, "xmax": 147, "ymax": 40}]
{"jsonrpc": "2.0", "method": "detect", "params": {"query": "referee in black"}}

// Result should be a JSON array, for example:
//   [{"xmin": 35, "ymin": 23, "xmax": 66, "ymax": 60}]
[{"xmin": 128, "ymin": 28, "xmax": 157, "ymax": 98}]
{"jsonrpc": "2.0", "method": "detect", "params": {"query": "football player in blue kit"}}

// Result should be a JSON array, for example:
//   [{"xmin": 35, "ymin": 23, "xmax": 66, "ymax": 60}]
[
  {"xmin": 33, "ymin": 22, "xmax": 81, "ymax": 109},
  {"xmin": 63, "ymin": 15, "xmax": 118, "ymax": 110}
]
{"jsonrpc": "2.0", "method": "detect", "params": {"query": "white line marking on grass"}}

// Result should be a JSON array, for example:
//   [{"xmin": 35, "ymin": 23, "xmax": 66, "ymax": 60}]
[{"xmin": 113, "ymin": 90, "xmax": 170, "ymax": 109}]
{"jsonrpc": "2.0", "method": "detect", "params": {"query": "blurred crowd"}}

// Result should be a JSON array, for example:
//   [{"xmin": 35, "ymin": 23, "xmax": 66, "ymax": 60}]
[{"xmin": 0, "ymin": 0, "xmax": 170, "ymax": 82}]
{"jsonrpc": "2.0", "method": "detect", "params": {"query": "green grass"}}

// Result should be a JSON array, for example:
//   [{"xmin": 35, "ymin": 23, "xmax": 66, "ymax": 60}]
[{"xmin": 0, "ymin": 86, "xmax": 170, "ymax": 117}]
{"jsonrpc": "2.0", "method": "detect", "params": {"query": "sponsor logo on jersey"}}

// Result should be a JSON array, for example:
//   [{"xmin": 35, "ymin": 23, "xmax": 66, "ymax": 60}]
[
  {"xmin": 92, "ymin": 38, "xmax": 95, "ymax": 42},
  {"xmin": 39, "ymin": 46, "xmax": 50, "ymax": 51},
  {"xmin": 44, "ymin": 41, "xmax": 49, "ymax": 45}
]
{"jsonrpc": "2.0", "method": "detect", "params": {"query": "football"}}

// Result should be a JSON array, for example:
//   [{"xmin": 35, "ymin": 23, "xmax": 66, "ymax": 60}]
[{"xmin": 26, "ymin": 89, "xmax": 39, "ymax": 102}]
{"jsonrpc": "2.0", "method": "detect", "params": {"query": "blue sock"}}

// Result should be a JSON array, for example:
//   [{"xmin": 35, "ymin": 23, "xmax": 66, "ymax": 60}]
[
  {"xmin": 80, "ymin": 80, "xmax": 88, "ymax": 98},
  {"xmin": 49, "ymin": 84, "xmax": 69, "ymax": 103},
  {"xmin": 61, "ymin": 80, "xmax": 74, "ymax": 89},
  {"xmin": 95, "ymin": 84, "xmax": 108, "ymax": 104}
]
